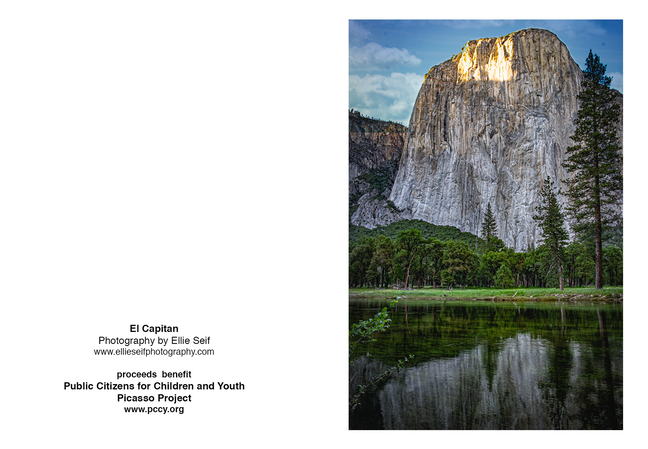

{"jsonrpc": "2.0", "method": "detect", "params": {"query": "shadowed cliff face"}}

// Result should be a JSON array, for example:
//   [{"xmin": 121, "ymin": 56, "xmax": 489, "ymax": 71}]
[
  {"xmin": 349, "ymin": 111, "xmax": 406, "ymax": 181},
  {"xmin": 349, "ymin": 111, "xmax": 407, "ymax": 225},
  {"xmin": 390, "ymin": 29, "xmax": 589, "ymax": 251}
]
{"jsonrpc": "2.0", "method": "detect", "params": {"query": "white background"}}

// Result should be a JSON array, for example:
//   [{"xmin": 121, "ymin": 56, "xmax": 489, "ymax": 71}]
[{"xmin": 1, "ymin": 1, "xmax": 644, "ymax": 448}]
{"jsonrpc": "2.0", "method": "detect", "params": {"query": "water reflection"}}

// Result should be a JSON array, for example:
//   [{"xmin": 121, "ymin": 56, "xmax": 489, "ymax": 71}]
[{"xmin": 349, "ymin": 301, "xmax": 622, "ymax": 430}]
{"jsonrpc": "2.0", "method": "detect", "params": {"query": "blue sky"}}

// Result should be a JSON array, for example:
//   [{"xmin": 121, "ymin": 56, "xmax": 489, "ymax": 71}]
[{"xmin": 349, "ymin": 20, "xmax": 623, "ymax": 125}]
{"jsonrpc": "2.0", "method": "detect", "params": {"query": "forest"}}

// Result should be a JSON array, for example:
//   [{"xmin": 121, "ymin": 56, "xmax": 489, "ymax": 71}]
[{"xmin": 349, "ymin": 224, "xmax": 623, "ymax": 290}]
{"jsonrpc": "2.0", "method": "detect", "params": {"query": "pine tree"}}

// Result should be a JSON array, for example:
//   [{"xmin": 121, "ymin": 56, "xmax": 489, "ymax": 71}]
[
  {"xmin": 533, "ymin": 177, "xmax": 569, "ymax": 290},
  {"xmin": 563, "ymin": 50, "xmax": 622, "ymax": 289},
  {"xmin": 481, "ymin": 203, "xmax": 498, "ymax": 251}
]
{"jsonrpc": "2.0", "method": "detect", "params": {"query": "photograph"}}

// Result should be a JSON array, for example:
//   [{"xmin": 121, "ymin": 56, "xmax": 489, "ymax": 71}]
[{"xmin": 349, "ymin": 20, "xmax": 623, "ymax": 430}]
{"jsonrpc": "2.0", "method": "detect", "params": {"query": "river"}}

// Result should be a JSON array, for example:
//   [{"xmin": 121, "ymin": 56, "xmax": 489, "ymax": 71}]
[{"xmin": 349, "ymin": 298, "xmax": 622, "ymax": 430}]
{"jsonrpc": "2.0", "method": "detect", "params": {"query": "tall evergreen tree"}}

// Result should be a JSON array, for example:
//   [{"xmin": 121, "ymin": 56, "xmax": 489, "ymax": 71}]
[
  {"xmin": 481, "ymin": 203, "xmax": 497, "ymax": 239},
  {"xmin": 481, "ymin": 203, "xmax": 498, "ymax": 252},
  {"xmin": 533, "ymin": 177, "xmax": 569, "ymax": 290},
  {"xmin": 563, "ymin": 50, "xmax": 623, "ymax": 289}
]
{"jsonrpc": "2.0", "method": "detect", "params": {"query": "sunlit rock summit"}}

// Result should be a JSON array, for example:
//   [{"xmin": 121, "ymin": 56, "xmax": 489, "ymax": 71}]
[{"xmin": 351, "ymin": 28, "xmax": 622, "ymax": 251}]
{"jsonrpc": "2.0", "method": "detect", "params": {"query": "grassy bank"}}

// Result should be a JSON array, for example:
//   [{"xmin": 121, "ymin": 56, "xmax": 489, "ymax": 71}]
[{"xmin": 349, "ymin": 286, "xmax": 623, "ymax": 303}]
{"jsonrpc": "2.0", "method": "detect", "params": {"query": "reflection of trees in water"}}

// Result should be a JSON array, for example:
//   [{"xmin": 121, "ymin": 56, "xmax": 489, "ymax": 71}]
[
  {"xmin": 597, "ymin": 309, "xmax": 621, "ymax": 429},
  {"xmin": 482, "ymin": 338, "xmax": 498, "ymax": 392},
  {"xmin": 568, "ymin": 309, "xmax": 622, "ymax": 429},
  {"xmin": 538, "ymin": 307, "xmax": 574, "ymax": 429},
  {"xmin": 356, "ymin": 332, "xmax": 622, "ymax": 429},
  {"xmin": 349, "ymin": 302, "xmax": 622, "ymax": 429},
  {"xmin": 349, "ymin": 357, "xmax": 387, "ymax": 430},
  {"xmin": 538, "ymin": 309, "xmax": 622, "ymax": 430}
]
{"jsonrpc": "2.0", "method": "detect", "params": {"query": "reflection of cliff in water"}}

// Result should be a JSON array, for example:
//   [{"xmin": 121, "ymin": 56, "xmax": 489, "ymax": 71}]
[{"xmin": 351, "ymin": 331, "xmax": 622, "ymax": 430}]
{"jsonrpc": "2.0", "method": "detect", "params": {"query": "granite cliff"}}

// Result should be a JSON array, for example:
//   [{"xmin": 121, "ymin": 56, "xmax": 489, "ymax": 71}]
[
  {"xmin": 349, "ymin": 111, "xmax": 407, "ymax": 224},
  {"xmin": 351, "ymin": 28, "xmax": 622, "ymax": 251}
]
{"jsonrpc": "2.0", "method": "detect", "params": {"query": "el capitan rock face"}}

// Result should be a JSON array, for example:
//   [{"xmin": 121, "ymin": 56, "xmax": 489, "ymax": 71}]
[
  {"xmin": 350, "ymin": 29, "xmax": 623, "ymax": 250},
  {"xmin": 387, "ymin": 29, "xmax": 617, "ymax": 251}
]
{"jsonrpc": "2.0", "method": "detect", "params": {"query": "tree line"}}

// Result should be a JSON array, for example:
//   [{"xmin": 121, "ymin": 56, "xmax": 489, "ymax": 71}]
[
  {"xmin": 349, "ymin": 226, "xmax": 622, "ymax": 290},
  {"xmin": 349, "ymin": 109, "xmax": 405, "ymax": 127}
]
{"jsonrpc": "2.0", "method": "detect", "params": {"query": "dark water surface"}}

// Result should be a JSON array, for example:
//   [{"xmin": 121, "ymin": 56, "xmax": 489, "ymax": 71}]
[{"xmin": 349, "ymin": 299, "xmax": 622, "ymax": 430}]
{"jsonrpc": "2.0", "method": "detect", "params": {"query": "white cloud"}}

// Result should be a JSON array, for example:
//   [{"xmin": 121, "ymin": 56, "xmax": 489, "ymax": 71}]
[
  {"xmin": 608, "ymin": 71, "xmax": 623, "ymax": 93},
  {"xmin": 349, "ymin": 72, "xmax": 424, "ymax": 125},
  {"xmin": 349, "ymin": 21, "xmax": 372, "ymax": 47},
  {"xmin": 350, "ymin": 42, "xmax": 421, "ymax": 71}
]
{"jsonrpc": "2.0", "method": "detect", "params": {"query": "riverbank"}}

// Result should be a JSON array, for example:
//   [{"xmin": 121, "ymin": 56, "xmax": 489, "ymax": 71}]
[{"xmin": 350, "ymin": 286, "xmax": 623, "ymax": 303}]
